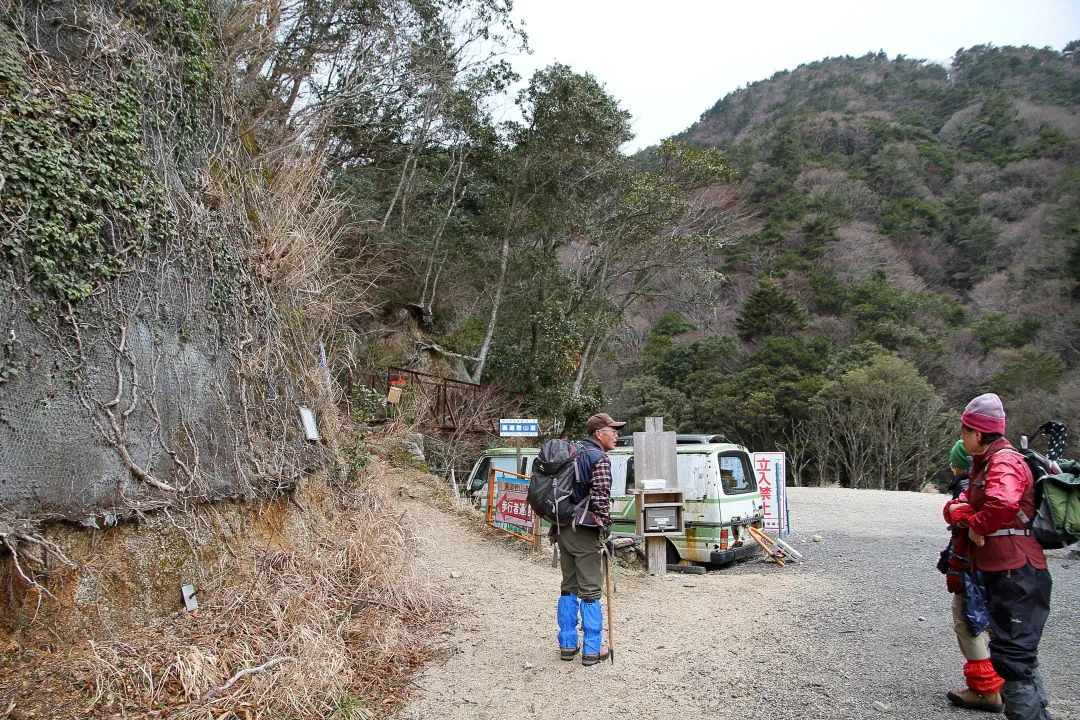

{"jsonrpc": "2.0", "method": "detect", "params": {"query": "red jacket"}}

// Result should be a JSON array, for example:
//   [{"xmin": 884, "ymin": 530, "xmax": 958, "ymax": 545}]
[{"xmin": 944, "ymin": 437, "xmax": 1046, "ymax": 572}]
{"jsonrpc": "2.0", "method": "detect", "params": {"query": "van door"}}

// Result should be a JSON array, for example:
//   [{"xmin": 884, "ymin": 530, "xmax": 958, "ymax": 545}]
[
  {"xmin": 672, "ymin": 448, "xmax": 763, "ymax": 565},
  {"xmin": 607, "ymin": 453, "xmax": 636, "ymax": 529}
]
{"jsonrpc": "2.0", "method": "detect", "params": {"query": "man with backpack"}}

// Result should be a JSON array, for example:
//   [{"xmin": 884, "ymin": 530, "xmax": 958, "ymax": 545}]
[
  {"xmin": 555, "ymin": 412, "xmax": 624, "ymax": 666},
  {"xmin": 944, "ymin": 394, "xmax": 1056, "ymax": 720}
]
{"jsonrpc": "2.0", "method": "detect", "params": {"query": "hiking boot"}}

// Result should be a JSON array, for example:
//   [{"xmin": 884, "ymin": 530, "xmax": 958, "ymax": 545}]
[
  {"xmin": 559, "ymin": 646, "xmax": 579, "ymax": 661},
  {"xmin": 947, "ymin": 688, "xmax": 1004, "ymax": 713},
  {"xmin": 581, "ymin": 645, "xmax": 611, "ymax": 666}
]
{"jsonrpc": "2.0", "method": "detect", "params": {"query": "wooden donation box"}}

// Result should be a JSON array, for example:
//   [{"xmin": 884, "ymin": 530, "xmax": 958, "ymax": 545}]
[{"xmin": 635, "ymin": 487, "xmax": 685, "ymax": 534}]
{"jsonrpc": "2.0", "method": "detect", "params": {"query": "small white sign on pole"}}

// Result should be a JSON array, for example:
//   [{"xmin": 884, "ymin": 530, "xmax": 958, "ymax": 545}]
[
  {"xmin": 499, "ymin": 418, "xmax": 539, "ymax": 437},
  {"xmin": 753, "ymin": 452, "xmax": 789, "ymax": 535}
]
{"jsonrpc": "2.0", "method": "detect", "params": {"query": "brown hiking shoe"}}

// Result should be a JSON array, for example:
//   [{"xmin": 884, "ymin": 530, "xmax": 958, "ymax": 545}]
[
  {"xmin": 559, "ymin": 646, "xmax": 579, "ymax": 661},
  {"xmin": 947, "ymin": 689, "xmax": 1004, "ymax": 713},
  {"xmin": 581, "ymin": 645, "xmax": 611, "ymax": 666}
]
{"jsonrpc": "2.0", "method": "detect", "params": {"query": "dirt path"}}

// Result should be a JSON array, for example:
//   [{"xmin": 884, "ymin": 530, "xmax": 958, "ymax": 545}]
[{"xmin": 399, "ymin": 488, "xmax": 1079, "ymax": 720}]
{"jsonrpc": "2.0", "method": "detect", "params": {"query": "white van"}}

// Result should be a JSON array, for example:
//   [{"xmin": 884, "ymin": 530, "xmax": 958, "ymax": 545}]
[{"xmin": 463, "ymin": 439, "xmax": 765, "ymax": 567}]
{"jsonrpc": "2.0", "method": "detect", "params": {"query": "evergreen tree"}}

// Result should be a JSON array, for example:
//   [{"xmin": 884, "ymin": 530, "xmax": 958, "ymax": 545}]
[{"xmin": 734, "ymin": 279, "xmax": 808, "ymax": 342}]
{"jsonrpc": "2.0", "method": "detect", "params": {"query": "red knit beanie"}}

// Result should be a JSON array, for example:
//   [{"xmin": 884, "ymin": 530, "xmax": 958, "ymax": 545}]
[{"xmin": 961, "ymin": 393, "xmax": 1006, "ymax": 435}]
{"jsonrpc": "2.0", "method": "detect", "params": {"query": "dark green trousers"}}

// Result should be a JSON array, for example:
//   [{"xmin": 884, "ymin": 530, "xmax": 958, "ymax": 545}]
[{"xmin": 558, "ymin": 525, "xmax": 603, "ymax": 601}]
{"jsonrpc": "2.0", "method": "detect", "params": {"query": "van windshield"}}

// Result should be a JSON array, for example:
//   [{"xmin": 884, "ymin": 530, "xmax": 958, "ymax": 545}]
[
  {"xmin": 469, "ymin": 458, "xmax": 492, "ymax": 494},
  {"xmin": 468, "ymin": 454, "xmax": 528, "ymax": 495},
  {"xmin": 719, "ymin": 453, "xmax": 756, "ymax": 495}
]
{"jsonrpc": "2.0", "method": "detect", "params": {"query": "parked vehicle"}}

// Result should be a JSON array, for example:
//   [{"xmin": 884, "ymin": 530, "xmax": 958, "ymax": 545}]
[
  {"xmin": 464, "ymin": 439, "xmax": 764, "ymax": 567},
  {"xmin": 613, "ymin": 433, "xmax": 725, "ymax": 447}
]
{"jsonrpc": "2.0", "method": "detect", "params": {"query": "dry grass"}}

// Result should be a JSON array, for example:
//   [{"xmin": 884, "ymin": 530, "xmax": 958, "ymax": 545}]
[{"xmin": 0, "ymin": 456, "xmax": 451, "ymax": 719}]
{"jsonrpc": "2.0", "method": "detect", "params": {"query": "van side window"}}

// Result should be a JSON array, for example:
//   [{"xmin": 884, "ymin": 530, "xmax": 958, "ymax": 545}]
[
  {"xmin": 623, "ymin": 457, "xmax": 635, "ymax": 491},
  {"xmin": 718, "ymin": 454, "xmax": 756, "ymax": 495}
]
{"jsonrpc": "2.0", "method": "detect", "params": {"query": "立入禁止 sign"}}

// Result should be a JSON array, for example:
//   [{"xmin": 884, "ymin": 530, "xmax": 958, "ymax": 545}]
[{"xmin": 752, "ymin": 452, "xmax": 789, "ymax": 534}]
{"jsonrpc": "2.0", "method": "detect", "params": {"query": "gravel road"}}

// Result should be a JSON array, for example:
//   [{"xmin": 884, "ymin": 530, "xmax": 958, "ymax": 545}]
[{"xmin": 399, "ymin": 487, "xmax": 1079, "ymax": 720}]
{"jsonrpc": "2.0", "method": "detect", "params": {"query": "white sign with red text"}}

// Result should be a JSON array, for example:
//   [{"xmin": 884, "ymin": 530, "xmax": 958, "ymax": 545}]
[
  {"xmin": 752, "ymin": 452, "xmax": 789, "ymax": 534},
  {"xmin": 490, "ymin": 473, "xmax": 535, "ymax": 537}
]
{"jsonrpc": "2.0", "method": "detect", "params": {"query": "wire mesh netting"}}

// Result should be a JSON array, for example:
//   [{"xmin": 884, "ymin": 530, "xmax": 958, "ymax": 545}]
[{"xmin": 0, "ymin": 237, "xmax": 319, "ymax": 526}]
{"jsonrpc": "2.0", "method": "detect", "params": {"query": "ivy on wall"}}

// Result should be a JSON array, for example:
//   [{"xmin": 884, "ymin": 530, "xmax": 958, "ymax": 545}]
[
  {"xmin": 121, "ymin": 0, "xmax": 215, "ymax": 160},
  {"xmin": 0, "ymin": 31, "xmax": 170, "ymax": 301},
  {"xmin": 0, "ymin": 0, "xmax": 214, "ymax": 304}
]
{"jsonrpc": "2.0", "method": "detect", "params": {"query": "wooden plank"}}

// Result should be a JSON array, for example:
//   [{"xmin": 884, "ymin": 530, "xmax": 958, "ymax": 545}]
[
  {"xmin": 634, "ymin": 417, "xmax": 677, "ymax": 489},
  {"xmin": 646, "ymin": 536, "xmax": 667, "ymax": 576}
]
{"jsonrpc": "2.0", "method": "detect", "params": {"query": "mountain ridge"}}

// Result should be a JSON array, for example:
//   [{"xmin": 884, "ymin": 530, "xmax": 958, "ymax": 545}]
[{"xmin": 614, "ymin": 42, "xmax": 1080, "ymax": 481}]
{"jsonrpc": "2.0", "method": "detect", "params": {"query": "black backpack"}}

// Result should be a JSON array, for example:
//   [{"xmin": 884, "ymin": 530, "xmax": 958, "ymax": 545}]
[{"xmin": 527, "ymin": 439, "xmax": 595, "ymax": 527}]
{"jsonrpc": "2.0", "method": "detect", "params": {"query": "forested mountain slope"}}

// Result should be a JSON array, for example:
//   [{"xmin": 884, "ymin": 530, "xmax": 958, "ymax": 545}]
[{"xmin": 616, "ymin": 44, "xmax": 1080, "ymax": 488}]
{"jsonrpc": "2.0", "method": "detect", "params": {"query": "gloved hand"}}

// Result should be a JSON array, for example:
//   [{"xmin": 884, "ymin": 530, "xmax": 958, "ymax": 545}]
[
  {"xmin": 936, "ymin": 545, "xmax": 952, "ymax": 574},
  {"xmin": 947, "ymin": 502, "xmax": 976, "ymax": 528},
  {"xmin": 946, "ymin": 571, "xmax": 963, "ymax": 593},
  {"xmin": 943, "ymin": 500, "xmax": 962, "ymax": 525}
]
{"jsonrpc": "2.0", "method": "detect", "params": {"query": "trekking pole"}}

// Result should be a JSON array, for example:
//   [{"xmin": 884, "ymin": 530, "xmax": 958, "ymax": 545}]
[{"xmin": 603, "ymin": 544, "xmax": 615, "ymax": 665}]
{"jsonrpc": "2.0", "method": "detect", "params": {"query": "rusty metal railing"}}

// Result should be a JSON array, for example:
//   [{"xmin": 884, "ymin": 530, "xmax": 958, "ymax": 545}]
[{"xmin": 348, "ymin": 366, "xmax": 523, "ymax": 434}]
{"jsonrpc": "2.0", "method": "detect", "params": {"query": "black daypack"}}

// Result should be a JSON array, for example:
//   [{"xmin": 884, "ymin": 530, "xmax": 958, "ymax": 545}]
[{"xmin": 527, "ymin": 439, "xmax": 593, "ymax": 527}]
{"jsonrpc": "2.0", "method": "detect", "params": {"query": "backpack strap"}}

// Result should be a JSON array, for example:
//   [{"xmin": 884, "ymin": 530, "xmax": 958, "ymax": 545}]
[
  {"xmin": 569, "ymin": 441, "xmax": 608, "ymax": 529},
  {"xmin": 574, "ymin": 441, "xmax": 605, "ymax": 484},
  {"xmin": 989, "ymin": 448, "xmax": 1036, "ymax": 527}
]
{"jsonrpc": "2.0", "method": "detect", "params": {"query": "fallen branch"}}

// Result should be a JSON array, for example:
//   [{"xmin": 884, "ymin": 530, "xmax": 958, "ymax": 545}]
[
  {"xmin": 346, "ymin": 595, "xmax": 421, "ymax": 620},
  {"xmin": 198, "ymin": 656, "xmax": 296, "ymax": 701}
]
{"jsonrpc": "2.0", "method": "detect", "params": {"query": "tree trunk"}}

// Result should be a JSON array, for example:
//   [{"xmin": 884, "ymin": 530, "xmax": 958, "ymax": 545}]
[{"xmin": 470, "ymin": 233, "xmax": 509, "ymax": 383}]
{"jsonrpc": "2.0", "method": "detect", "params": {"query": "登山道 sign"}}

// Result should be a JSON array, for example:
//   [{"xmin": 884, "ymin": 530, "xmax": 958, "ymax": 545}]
[{"xmin": 499, "ymin": 418, "xmax": 539, "ymax": 437}]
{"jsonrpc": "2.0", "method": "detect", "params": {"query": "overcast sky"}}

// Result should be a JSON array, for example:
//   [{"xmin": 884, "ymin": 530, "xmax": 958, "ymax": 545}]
[{"xmin": 503, "ymin": 0, "xmax": 1080, "ymax": 153}]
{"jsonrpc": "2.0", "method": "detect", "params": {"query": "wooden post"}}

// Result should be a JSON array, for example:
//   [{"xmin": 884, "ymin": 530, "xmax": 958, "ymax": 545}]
[
  {"xmin": 636, "ymin": 417, "xmax": 678, "ymax": 489},
  {"xmin": 635, "ymin": 417, "xmax": 678, "ymax": 576},
  {"xmin": 646, "ymin": 535, "xmax": 667, "ymax": 574}
]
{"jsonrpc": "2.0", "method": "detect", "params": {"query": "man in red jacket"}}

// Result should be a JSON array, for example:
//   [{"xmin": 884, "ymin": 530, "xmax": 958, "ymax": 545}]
[{"xmin": 944, "ymin": 394, "xmax": 1056, "ymax": 720}]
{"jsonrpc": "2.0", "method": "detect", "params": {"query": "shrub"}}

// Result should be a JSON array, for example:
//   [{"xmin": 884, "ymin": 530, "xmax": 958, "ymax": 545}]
[{"xmin": 979, "ymin": 187, "xmax": 1036, "ymax": 221}]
